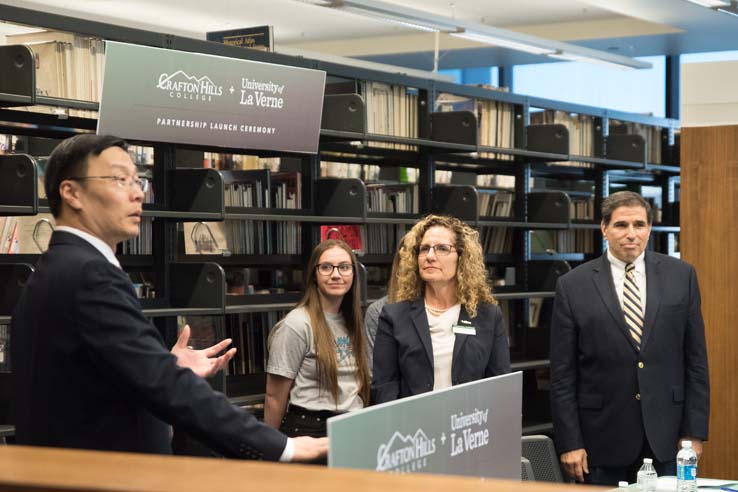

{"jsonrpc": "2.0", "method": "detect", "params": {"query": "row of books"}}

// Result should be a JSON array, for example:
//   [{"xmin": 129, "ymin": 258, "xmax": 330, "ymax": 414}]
[
  {"xmin": 183, "ymin": 221, "xmax": 302, "ymax": 255},
  {"xmin": 436, "ymin": 87, "xmax": 516, "ymax": 160},
  {"xmin": 8, "ymin": 30, "xmax": 104, "ymax": 118},
  {"xmin": 531, "ymin": 229, "xmax": 596, "ymax": 254},
  {"xmin": 479, "ymin": 190, "xmax": 514, "ymax": 217},
  {"xmin": 120, "ymin": 217, "xmax": 153, "ymax": 255},
  {"xmin": 363, "ymin": 224, "xmax": 409, "ymax": 256},
  {"xmin": 366, "ymin": 183, "xmax": 419, "ymax": 214},
  {"xmin": 611, "ymin": 121, "xmax": 663, "ymax": 164},
  {"xmin": 480, "ymin": 226, "xmax": 513, "ymax": 254},
  {"xmin": 530, "ymin": 110, "xmax": 596, "ymax": 167},
  {"xmin": 204, "ymin": 153, "xmax": 281, "ymax": 171},
  {"xmin": 226, "ymin": 311, "xmax": 288, "ymax": 376},
  {"xmin": 0, "ymin": 324, "xmax": 9, "ymax": 373},
  {"xmin": 222, "ymin": 170, "xmax": 301, "ymax": 210},
  {"xmin": 360, "ymin": 81, "xmax": 419, "ymax": 150},
  {"xmin": 571, "ymin": 196, "xmax": 595, "ymax": 221}
]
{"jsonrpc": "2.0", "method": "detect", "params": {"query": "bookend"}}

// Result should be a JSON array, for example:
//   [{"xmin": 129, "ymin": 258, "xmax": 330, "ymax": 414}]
[
  {"xmin": 528, "ymin": 191, "xmax": 572, "ymax": 224},
  {"xmin": 431, "ymin": 184, "xmax": 479, "ymax": 223},
  {"xmin": 322, "ymin": 94, "xmax": 366, "ymax": 134},
  {"xmin": 527, "ymin": 124, "xmax": 570, "ymax": 155},
  {"xmin": 0, "ymin": 155, "xmax": 38, "ymax": 215},
  {"xmin": 315, "ymin": 178, "xmax": 367, "ymax": 219},
  {"xmin": 0, "ymin": 45, "xmax": 35, "ymax": 107}
]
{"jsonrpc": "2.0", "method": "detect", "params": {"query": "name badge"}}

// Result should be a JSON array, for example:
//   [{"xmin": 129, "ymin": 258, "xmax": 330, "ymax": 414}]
[{"xmin": 453, "ymin": 325, "xmax": 476, "ymax": 336}]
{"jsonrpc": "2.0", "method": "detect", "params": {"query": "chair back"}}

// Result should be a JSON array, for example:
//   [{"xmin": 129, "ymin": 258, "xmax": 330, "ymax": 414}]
[
  {"xmin": 521, "ymin": 435, "xmax": 564, "ymax": 482},
  {"xmin": 521, "ymin": 457, "xmax": 535, "ymax": 481}
]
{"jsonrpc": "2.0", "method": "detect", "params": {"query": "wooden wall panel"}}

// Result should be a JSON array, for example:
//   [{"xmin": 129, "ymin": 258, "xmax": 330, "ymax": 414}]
[{"xmin": 681, "ymin": 125, "xmax": 738, "ymax": 479}]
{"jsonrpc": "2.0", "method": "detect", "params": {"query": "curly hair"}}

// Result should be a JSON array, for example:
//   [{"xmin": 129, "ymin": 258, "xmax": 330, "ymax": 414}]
[{"xmin": 394, "ymin": 214, "xmax": 495, "ymax": 317}]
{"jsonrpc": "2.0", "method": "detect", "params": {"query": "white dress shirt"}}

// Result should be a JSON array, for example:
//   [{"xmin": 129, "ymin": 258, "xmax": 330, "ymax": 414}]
[
  {"xmin": 55, "ymin": 226, "xmax": 121, "ymax": 269},
  {"xmin": 607, "ymin": 249, "xmax": 647, "ymax": 315},
  {"xmin": 427, "ymin": 303, "xmax": 461, "ymax": 391}
]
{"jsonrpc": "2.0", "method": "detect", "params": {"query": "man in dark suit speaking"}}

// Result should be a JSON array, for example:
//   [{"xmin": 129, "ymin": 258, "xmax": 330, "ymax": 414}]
[
  {"xmin": 11, "ymin": 134, "xmax": 326, "ymax": 461},
  {"xmin": 550, "ymin": 191, "xmax": 709, "ymax": 485}
]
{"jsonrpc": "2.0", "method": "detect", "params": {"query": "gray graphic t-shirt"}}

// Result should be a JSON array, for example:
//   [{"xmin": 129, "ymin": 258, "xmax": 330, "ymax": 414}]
[{"xmin": 267, "ymin": 306, "xmax": 363, "ymax": 411}]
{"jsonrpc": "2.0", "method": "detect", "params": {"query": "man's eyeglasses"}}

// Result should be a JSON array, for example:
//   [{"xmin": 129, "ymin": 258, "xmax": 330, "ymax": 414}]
[
  {"xmin": 67, "ymin": 175, "xmax": 149, "ymax": 193},
  {"xmin": 418, "ymin": 244, "xmax": 456, "ymax": 257},
  {"xmin": 316, "ymin": 263, "xmax": 354, "ymax": 276}
]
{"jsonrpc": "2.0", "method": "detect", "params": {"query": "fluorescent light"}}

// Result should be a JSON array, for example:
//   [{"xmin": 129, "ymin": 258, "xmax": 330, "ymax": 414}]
[
  {"xmin": 310, "ymin": 0, "xmax": 650, "ymax": 69},
  {"xmin": 450, "ymin": 30, "xmax": 555, "ymax": 56},
  {"xmin": 683, "ymin": 0, "xmax": 730, "ymax": 7},
  {"xmin": 549, "ymin": 51, "xmax": 635, "ymax": 70},
  {"xmin": 339, "ymin": 7, "xmax": 442, "ymax": 32}
]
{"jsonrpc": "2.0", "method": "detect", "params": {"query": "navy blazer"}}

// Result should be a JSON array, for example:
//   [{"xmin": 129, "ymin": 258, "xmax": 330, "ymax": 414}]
[
  {"xmin": 550, "ymin": 251, "xmax": 710, "ymax": 466},
  {"xmin": 12, "ymin": 231, "xmax": 287, "ymax": 459},
  {"xmin": 372, "ymin": 298, "xmax": 511, "ymax": 404}
]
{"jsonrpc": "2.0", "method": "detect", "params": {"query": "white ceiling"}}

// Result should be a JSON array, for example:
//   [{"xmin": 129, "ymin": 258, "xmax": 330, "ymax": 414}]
[{"xmin": 1, "ymin": 0, "xmax": 737, "ymax": 69}]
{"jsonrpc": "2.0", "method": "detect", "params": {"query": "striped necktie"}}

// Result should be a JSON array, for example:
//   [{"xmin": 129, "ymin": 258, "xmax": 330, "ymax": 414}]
[{"xmin": 623, "ymin": 263, "xmax": 644, "ymax": 349}]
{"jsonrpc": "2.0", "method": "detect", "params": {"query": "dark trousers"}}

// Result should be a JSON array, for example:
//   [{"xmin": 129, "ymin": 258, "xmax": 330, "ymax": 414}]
[
  {"xmin": 584, "ymin": 439, "xmax": 676, "ymax": 486},
  {"xmin": 279, "ymin": 404, "xmax": 342, "ymax": 465}
]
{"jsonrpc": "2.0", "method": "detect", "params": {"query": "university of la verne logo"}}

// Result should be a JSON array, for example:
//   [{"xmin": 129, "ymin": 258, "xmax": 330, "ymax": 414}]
[{"xmin": 157, "ymin": 70, "xmax": 223, "ymax": 101}]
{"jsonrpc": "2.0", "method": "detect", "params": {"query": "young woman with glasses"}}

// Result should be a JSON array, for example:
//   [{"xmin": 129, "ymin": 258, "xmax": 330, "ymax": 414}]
[
  {"xmin": 372, "ymin": 214, "xmax": 511, "ymax": 404},
  {"xmin": 264, "ymin": 239, "xmax": 370, "ymax": 449}
]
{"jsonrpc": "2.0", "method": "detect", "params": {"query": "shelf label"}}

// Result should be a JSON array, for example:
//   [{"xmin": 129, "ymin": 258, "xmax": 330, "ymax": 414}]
[{"xmin": 98, "ymin": 41, "xmax": 326, "ymax": 154}]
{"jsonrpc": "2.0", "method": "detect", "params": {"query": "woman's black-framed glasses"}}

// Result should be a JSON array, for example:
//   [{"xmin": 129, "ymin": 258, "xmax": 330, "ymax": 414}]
[
  {"xmin": 417, "ymin": 243, "xmax": 456, "ymax": 257},
  {"xmin": 316, "ymin": 262, "xmax": 354, "ymax": 276}
]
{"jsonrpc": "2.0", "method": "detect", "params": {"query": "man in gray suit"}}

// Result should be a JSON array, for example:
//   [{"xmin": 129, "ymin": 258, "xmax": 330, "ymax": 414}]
[{"xmin": 550, "ymin": 191, "xmax": 709, "ymax": 485}]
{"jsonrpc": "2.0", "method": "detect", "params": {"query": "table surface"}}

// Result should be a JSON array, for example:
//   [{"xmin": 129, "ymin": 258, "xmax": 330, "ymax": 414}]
[{"xmin": 0, "ymin": 445, "xmax": 609, "ymax": 492}]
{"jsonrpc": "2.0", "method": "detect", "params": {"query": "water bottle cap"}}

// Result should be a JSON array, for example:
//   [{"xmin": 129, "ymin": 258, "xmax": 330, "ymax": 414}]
[
  {"xmin": 619, "ymin": 482, "xmax": 629, "ymax": 487},
  {"xmin": 643, "ymin": 458, "xmax": 653, "ymax": 464},
  {"xmin": 682, "ymin": 440, "xmax": 692, "ymax": 448}
]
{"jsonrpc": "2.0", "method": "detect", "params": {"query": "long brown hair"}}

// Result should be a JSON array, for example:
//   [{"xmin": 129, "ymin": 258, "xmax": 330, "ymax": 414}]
[
  {"xmin": 297, "ymin": 240, "xmax": 370, "ymax": 406},
  {"xmin": 395, "ymin": 214, "xmax": 496, "ymax": 317}
]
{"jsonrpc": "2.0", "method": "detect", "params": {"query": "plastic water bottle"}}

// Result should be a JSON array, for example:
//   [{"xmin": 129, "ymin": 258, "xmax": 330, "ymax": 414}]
[
  {"xmin": 637, "ymin": 458, "xmax": 658, "ymax": 492},
  {"xmin": 677, "ymin": 440, "xmax": 698, "ymax": 492}
]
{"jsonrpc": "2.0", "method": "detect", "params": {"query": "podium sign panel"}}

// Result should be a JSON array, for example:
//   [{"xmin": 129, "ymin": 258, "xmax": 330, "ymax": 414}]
[
  {"xmin": 98, "ymin": 41, "xmax": 325, "ymax": 154},
  {"xmin": 327, "ymin": 372, "xmax": 522, "ymax": 478}
]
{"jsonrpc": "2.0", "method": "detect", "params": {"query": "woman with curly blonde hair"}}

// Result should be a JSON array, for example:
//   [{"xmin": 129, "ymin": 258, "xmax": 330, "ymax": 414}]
[{"xmin": 372, "ymin": 214, "xmax": 511, "ymax": 403}]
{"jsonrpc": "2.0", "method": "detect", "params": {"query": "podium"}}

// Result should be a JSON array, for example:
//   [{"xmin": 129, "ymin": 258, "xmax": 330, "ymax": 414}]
[{"xmin": 328, "ymin": 372, "xmax": 522, "ymax": 478}]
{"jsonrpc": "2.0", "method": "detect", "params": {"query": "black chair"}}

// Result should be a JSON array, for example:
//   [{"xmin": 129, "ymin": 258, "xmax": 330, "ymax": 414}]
[{"xmin": 521, "ymin": 435, "xmax": 564, "ymax": 482}]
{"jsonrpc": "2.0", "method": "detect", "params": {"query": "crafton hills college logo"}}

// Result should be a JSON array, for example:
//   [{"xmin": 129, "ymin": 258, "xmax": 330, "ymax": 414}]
[
  {"xmin": 376, "ymin": 429, "xmax": 437, "ymax": 473},
  {"xmin": 156, "ymin": 70, "xmax": 223, "ymax": 101}
]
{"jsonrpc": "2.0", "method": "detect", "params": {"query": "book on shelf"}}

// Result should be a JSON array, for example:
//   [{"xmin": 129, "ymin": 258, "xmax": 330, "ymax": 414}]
[
  {"xmin": 364, "ymin": 224, "xmax": 410, "ymax": 256},
  {"xmin": 225, "ymin": 311, "xmax": 288, "ymax": 376},
  {"xmin": 435, "ymin": 89, "xmax": 515, "ymax": 160},
  {"xmin": 120, "ymin": 217, "xmax": 153, "ymax": 255},
  {"xmin": 366, "ymin": 183, "xmax": 418, "ymax": 214},
  {"xmin": 320, "ymin": 225, "xmax": 363, "ymax": 253},
  {"xmin": 359, "ymin": 81, "xmax": 418, "ymax": 150},
  {"xmin": 479, "ymin": 190, "xmax": 514, "ymax": 218},
  {"xmin": 610, "ymin": 121, "xmax": 662, "ymax": 164},
  {"xmin": 6, "ymin": 30, "xmax": 104, "ymax": 118},
  {"xmin": 530, "ymin": 110, "xmax": 595, "ymax": 167}
]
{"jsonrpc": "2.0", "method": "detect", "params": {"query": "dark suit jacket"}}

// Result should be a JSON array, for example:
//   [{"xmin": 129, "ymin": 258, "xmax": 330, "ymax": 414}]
[
  {"xmin": 372, "ymin": 298, "xmax": 511, "ymax": 404},
  {"xmin": 11, "ymin": 231, "xmax": 287, "ymax": 459},
  {"xmin": 550, "ymin": 251, "xmax": 709, "ymax": 466}
]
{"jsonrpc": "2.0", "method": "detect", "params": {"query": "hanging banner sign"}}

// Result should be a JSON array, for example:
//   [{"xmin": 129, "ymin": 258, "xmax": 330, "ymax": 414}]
[{"xmin": 98, "ymin": 41, "xmax": 325, "ymax": 154}]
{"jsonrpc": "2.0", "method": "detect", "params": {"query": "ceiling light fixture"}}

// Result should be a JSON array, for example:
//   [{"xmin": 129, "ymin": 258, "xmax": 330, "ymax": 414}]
[
  {"xmin": 321, "ymin": 0, "xmax": 652, "ymax": 69},
  {"xmin": 449, "ymin": 30, "xmax": 555, "ymax": 56},
  {"xmin": 683, "ymin": 0, "xmax": 730, "ymax": 7}
]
